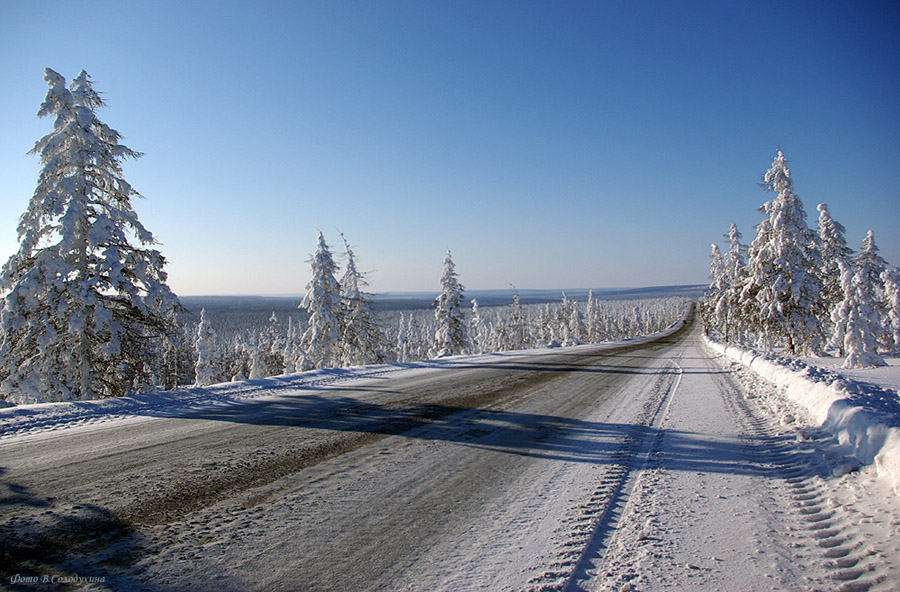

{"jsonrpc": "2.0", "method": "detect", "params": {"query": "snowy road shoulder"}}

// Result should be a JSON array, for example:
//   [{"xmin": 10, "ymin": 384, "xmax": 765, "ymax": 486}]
[
  {"xmin": 595, "ymin": 333, "xmax": 900, "ymax": 592},
  {"xmin": 704, "ymin": 336, "xmax": 900, "ymax": 498}
]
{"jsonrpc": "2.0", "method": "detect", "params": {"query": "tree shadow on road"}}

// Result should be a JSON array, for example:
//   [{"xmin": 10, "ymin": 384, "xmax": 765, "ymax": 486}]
[
  {"xmin": 137, "ymin": 381, "xmax": 812, "ymax": 481},
  {"xmin": 0, "ymin": 466, "xmax": 196, "ymax": 592}
]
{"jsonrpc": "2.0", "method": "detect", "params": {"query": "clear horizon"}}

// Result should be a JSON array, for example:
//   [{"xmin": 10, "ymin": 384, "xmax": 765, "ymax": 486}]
[{"xmin": 2, "ymin": 1, "xmax": 898, "ymax": 296}]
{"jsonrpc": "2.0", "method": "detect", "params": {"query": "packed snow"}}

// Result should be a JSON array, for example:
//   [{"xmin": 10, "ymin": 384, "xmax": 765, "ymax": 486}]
[{"xmin": 705, "ymin": 336, "xmax": 900, "ymax": 498}]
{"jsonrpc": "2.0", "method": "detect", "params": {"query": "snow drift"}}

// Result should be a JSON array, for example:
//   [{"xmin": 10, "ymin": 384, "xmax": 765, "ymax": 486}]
[{"xmin": 704, "ymin": 336, "xmax": 900, "ymax": 497}]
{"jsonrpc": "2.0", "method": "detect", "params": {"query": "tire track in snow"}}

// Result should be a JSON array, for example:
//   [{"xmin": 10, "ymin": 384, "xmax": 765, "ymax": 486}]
[
  {"xmin": 568, "ymin": 335, "xmax": 899, "ymax": 592},
  {"xmin": 522, "ymin": 358, "xmax": 684, "ymax": 592},
  {"xmin": 713, "ymin": 353, "xmax": 900, "ymax": 592}
]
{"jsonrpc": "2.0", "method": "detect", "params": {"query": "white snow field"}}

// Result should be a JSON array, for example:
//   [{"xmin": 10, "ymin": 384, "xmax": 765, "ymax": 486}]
[{"xmin": 1, "ymin": 313, "xmax": 899, "ymax": 591}]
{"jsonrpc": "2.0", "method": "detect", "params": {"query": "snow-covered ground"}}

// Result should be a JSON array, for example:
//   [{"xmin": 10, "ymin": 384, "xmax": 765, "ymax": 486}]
[
  {"xmin": 3, "ymin": 322, "xmax": 899, "ymax": 591},
  {"xmin": 705, "ymin": 337, "xmax": 900, "ymax": 498},
  {"xmin": 594, "ymin": 335, "xmax": 900, "ymax": 591},
  {"xmin": 804, "ymin": 356, "xmax": 900, "ymax": 402}
]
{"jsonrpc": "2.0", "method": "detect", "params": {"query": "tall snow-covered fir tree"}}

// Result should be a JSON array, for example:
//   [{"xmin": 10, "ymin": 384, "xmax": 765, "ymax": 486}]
[
  {"xmin": 432, "ymin": 249, "xmax": 467, "ymax": 357},
  {"xmin": 337, "ymin": 234, "xmax": 385, "ymax": 367},
  {"xmin": 194, "ymin": 308, "xmax": 218, "ymax": 387},
  {"xmin": 717, "ymin": 223, "xmax": 747, "ymax": 342},
  {"xmin": 882, "ymin": 267, "xmax": 900, "ymax": 354},
  {"xmin": 299, "ymin": 232, "xmax": 342, "ymax": 369},
  {"xmin": 742, "ymin": 149, "xmax": 823, "ymax": 355},
  {"xmin": 585, "ymin": 289, "xmax": 599, "ymax": 343},
  {"xmin": 0, "ymin": 69, "xmax": 180, "ymax": 403},
  {"xmin": 704, "ymin": 243, "xmax": 726, "ymax": 334},
  {"xmin": 469, "ymin": 299, "xmax": 487, "ymax": 354},
  {"xmin": 261, "ymin": 311, "xmax": 285, "ymax": 375},
  {"xmin": 395, "ymin": 312, "xmax": 411, "ymax": 363},
  {"xmin": 507, "ymin": 288, "xmax": 527, "ymax": 350},
  {"xmin": 834, "ymin": 258, "xmax": 887, "ymax": 369},
  {"xmin": 855, "ymin": 230, "xmax": 889, "ymax": 350},
  {"xmin": 817, "ymin": 203, "xmax": 854, "ymax": 341}
]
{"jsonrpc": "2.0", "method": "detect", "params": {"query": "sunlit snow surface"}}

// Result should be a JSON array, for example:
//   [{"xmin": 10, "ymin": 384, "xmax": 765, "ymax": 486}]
[{"xmin": 708, "ymin": 337, "xmax": 900, "ymax": 497}]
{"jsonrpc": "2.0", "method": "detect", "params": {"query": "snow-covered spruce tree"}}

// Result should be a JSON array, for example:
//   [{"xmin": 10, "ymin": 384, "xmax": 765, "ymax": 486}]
[
  {"xmin": 836, "ymin": 259, "xmax": 887, "ymax": 369},
  {"xmin": 282, "ymin": 317, "xmax": 299, "ymax": 374},
  {"xmin": 567, "ymin": 296, "xmax": 585, "ymax": 345},
  {"xmin": 229, "ymin": 334, "xmax": 249, "ymax": 382},
  {"xmin": 0, "ymin": 69, "xmax": 179, "ymax": 403},
  {"xmin": 299, "ymin": 232, "xmax": 341, "ymax": 369},
  {"xmin": 826, "ymin": 260, "xmax": 853, "ymax": 357},
  {"xmin": 559, "ymin": 292, "xmax": 575, "ymax": 346},
  {"xmin": 738, "ymin": 216, "xmax": 769, "ymax": 346},
  {"xmin": 855, "ymin": 230, "xmax": 889, "ymax": 349},
  {"xmin": 246, "ymin": 339, "xmax": 266, "ymax": 380},
  {"xmin": 585, "ymin": 289, "xmax": 599, "ymax": 343},
  {"xmin": 742, "ymin": 150, "xmax": 824, "ymax": 355},
  {"xmin": 194, "ymin": 308, "xmax": 218, "ymax": 387},
  {"xmin": 817, "ymin": 203, "xmax": 854, "ymax": 326},
  {"xmin": 718, "ymin": 223, "xmax": 747, "ymax": 343},
  {"xmin": 469, "ymin": 299, "xmax": 487, "ymax": 354},
  {"xmin": 432, "ymin": 249, "xmax": 467, "ymax": 357},
  {"xmin": 703, "ymin": 243, "xmax": 726, "ymax": 336},
  {"xmin": 538, "ymin": 304, "xmax": 557, "ymax": 346},
  {"xmin": 507, "ymin": 288, "xmax": 527, "ymax": 351},
  {"xmin": 158, "ymin": 311, "xmax": 194, "ymax": 390},
  {"xmin": 882, "ymin": 267, "xmax": 900, "ymax": 354},
  {"xmin": 261, "ymin": 312, "xmax": 285, "ymax": 376},
  {"xmin": 337, "ymin": 234, "xmax": 385, "ymax": 367},
  {"xmin": 395, "ymin": 312, "xmax": 410, "ymax": 363},
  {"xmin": 490, "ymin": 314, "xmax": 511, "ymax": 352}
]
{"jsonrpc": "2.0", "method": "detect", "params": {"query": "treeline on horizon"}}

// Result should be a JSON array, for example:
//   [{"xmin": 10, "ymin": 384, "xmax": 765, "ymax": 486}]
[{"xmin": 188, "ymin": 232, "xmax": 691, "ymax": 389}]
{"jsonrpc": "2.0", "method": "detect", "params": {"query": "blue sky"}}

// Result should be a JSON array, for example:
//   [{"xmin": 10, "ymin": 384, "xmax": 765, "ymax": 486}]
[{"xmin": 1, "ymin": 1, "xmax": 898, "ymax": 295}]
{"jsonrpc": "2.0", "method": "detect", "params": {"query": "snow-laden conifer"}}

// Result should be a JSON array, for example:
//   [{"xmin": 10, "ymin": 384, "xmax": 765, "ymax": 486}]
[
  {"xmin": 855, "ymin": 230, "xmax": 889, "ymax": 349},
  {"xmin": 337, "ymin": 234, "xmax": 385, "ymax": 367},
  {"xmin": 194, "ymin": 309, "xmax": 218, "ymax": 386},
  {"xmin": 558, "ymin": 292, "xmax": 575, "ymax": 346},
  {"xmin": 882, "ymin": 267, "xmax": 900, "ymax": 353},
  {"xmin": 469, "ymin": 299, "xmax": 487, "ymax": 354},
  {"xmin": 836, "ymin": 258, "xmax": 887, "ymax": 368},
  {"xmin": 300, "ymin": 232, "xmax": 341, "ymax": 368},
  {"xmin": 827, "ymin": 260, "xmax": 853, "ymax": 357},
  {"xmin": 817, "ymin": 204, "xmax": 854, "ymax": 328},
  {"xmin": 718, "ymin": 224, "xmax": 747, "ymax": 342},
  {"xmin": 246, "ymin": 339, "xmax": 266, "ymax": 380},
  {"xmin": 742, "ymin": 150, "xmax": 823, "ymax": 354},
  {"xmin": 0, "ymin": 69, "xmax": 179, "ymax": 402},
  {"xmin": 261, "ymin": 312, "xmax": 285, "ymax": 376},
  {"xmin": 406, "ymin": 313, "xmax": 426, "ymax": 361},
  {"xmin": 567, "ymin": 296, "xmax": 585, "ymax": 345},
  {"xmin": 585, "ymin": 289, "xmax": 599, "ymax": 343},
  {"xmin": 282, "ymin": 317, "xmax": 298, "ymax": 375},
  {"xmin": 704, "ymin": 243, "xmax": 726, "ymax": 335},
  {"xmin": 229, "ymin": 334, "xmax": 249, "ymax": 382},
  {"xmin": 507, "ymin": 288, "xmax": 527, "ymax": 350},
  {"xmin": 395, "ymin": 312, "xmax": 410, "ymax": 363},
  {"xmin": 432, "ymin": 249, "xmax": 467, "ymax": 357}
]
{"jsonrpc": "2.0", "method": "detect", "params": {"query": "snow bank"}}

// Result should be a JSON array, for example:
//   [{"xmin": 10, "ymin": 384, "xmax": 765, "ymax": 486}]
[{"xmin": 704, "ymin": 336, "xmax": 900, "ymax": 496}]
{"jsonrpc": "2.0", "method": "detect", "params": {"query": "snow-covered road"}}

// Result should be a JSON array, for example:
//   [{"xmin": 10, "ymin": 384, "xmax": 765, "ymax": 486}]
[{"xmin": 2, "ymin": 315, "xmax": 898, "ymax": 591}]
